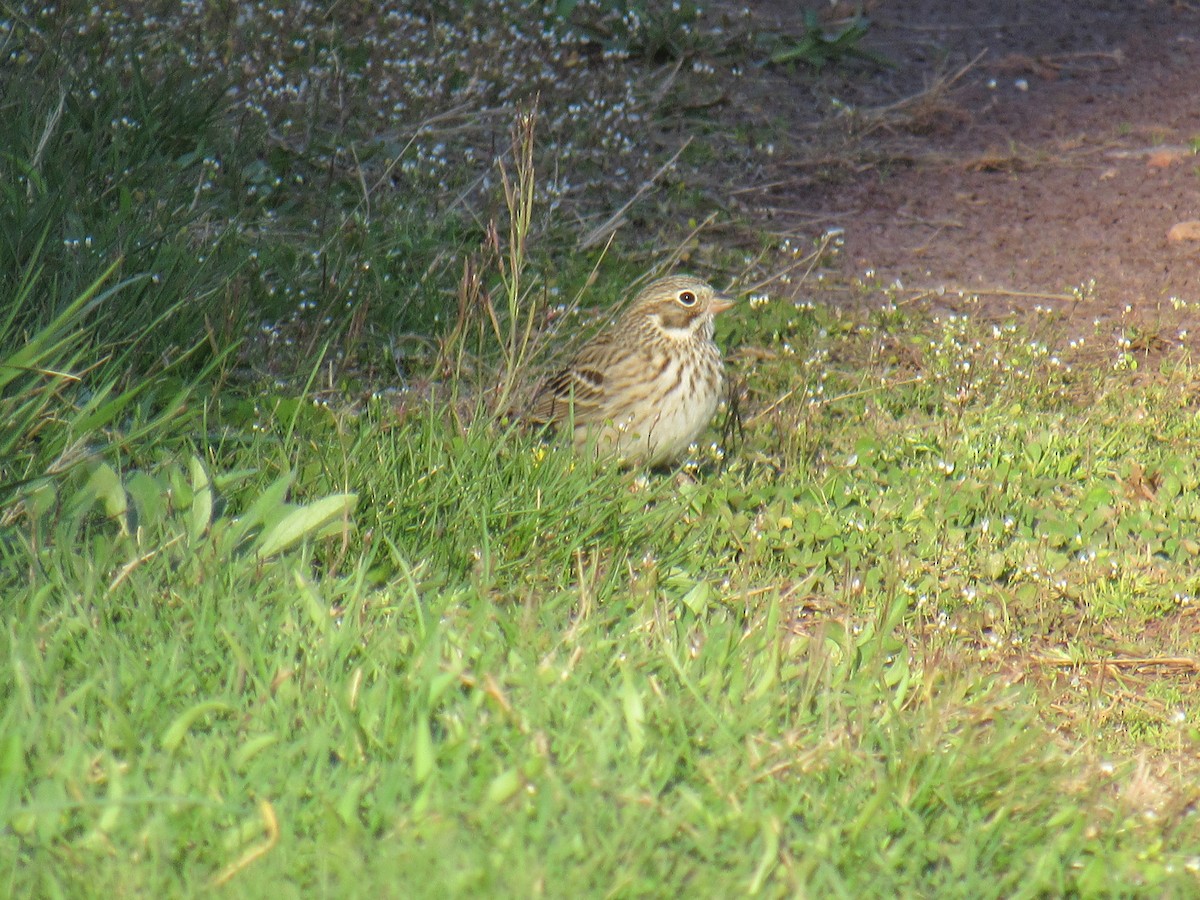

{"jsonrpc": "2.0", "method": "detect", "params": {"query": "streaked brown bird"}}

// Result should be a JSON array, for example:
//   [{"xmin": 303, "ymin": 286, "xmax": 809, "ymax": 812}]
[{"xmin": 528, "ymin": 274, "xmax": 734, "ymax": 466}]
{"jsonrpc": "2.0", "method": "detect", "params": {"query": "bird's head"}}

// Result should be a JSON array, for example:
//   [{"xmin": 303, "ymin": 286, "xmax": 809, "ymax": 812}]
[{"xmin": 628, "ymin": 275, "xmax": 734, "ymax": 339}]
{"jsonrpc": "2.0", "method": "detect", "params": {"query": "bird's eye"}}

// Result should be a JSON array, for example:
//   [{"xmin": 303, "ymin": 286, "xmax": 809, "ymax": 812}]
[{"xmin": 677, "ymin": 290, "xmax": 697, "ymax": 306}]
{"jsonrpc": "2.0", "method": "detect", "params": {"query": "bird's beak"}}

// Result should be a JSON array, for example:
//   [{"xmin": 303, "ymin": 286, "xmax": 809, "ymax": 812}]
[{"xmin": 709, "ymin": 293, "xmax": 735, "ymax": 314}]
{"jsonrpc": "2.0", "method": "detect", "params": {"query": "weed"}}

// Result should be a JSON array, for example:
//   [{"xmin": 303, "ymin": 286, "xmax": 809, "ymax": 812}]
[{"xmin": 765, "ymin": 10, "xmax": 887, "ymax": 71}]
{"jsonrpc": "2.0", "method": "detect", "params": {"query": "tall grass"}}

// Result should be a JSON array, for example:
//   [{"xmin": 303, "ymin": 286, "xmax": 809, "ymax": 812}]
[
  {"xmin": 0, "ymin": 31, "xmax": 249, "ymax": 509},
  {"xmin": 0, "ymin": 27, "xmax": 246, "ymax": 354},
  {"xmin": 436, "ymin": 103, "xmax": 558, "ymax": 418},
  {"xmin": 488, "ymin": 106, "xmax": 544, "ymax": 415}
]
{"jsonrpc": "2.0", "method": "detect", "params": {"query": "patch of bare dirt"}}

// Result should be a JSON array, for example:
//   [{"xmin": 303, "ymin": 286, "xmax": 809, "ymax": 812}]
[{"xmin": 732, "ymin": 0, "xmax": 1200, "ymax": 324}]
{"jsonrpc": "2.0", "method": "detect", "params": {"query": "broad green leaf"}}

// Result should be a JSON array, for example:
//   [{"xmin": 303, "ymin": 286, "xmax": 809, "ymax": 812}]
[
  {"xmin": 124, "ymin": 471, "xmax": 165, "ymax": 533},
  {"xmin": 85, "ymin": 462, "xmax": 128, "ymax": 531},
  {"xmin": 412, "ymin": 718, "xmax": 435, "ymax": 784},
  {"xmin": 188, "ymin": 455, "xmax": 212, "ymax": 541},
  {"xmin": 255, "ymin": 492, "xmax": 357, "ymax": 558},
  {"xmin": 229, "ymin": 472, "xmax": 294, "ymax": 545},
  {"xmin": 232, "ymin": 734, "xmax": 280, "ymax": 770},
  {"xmin": 486, "ymin": 769, "xmax": 522, "ymax": 805},
  {"xmin": 161, "ymin": 701, "xmax": 234, "ymax": 752},
  {"xmin": 680, "ymin": 580, "xmax": 711, "ymax": 615},
  {"xmin": 621, "ymin": 669, "xmax": 645, "ymax": 755}
]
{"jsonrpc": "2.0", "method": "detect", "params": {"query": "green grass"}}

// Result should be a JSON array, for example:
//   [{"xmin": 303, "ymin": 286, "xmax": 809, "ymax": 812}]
[
  {"xmin": 7, "ymin": 321, "xmax": 1200, "ymax": 895},
  {"xmin": 3, "ymin": 5, "xmax": 1200, "ymax": 898}
]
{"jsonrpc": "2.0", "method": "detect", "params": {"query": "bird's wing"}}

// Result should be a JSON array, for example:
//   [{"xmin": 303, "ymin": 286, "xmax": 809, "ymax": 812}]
[{"xmin": 528, "ymin": 362, "xmax": 608, "ymax": 424}]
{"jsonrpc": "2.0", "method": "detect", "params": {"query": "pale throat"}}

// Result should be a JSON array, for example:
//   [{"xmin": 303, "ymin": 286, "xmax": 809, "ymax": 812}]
[{"xmin": 649, "ymin": 312, "xmax": 712, "ymax": 343}]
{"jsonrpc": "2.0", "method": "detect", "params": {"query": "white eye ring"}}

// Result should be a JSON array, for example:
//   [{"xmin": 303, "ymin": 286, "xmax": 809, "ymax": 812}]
[{"xmin": 677, "ymin": 290, "xmax": 697, "ymax": 306}]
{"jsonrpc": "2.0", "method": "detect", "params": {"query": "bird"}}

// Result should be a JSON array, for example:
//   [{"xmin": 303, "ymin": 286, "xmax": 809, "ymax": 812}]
[{"xmin": 527, "ymin": 274, "xmax": 734, "ymax": 466}]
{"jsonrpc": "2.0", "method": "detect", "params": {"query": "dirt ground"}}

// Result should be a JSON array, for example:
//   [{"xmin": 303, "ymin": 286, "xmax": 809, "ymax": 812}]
[{"xmin": 734, "ymin": 0, "xmax": 1200, "ymax": 329}]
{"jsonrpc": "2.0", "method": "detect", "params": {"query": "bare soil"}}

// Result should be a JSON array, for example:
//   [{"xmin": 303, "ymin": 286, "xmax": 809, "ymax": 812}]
[{"xmin": 734, "ymin": 0, "xmax": 1200, "ymax": 327}]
